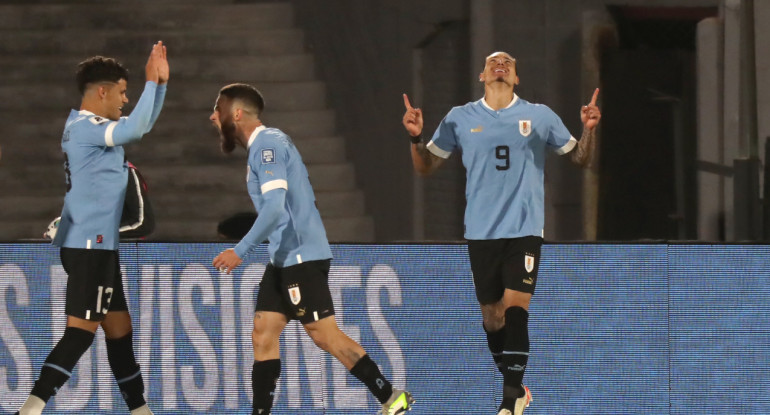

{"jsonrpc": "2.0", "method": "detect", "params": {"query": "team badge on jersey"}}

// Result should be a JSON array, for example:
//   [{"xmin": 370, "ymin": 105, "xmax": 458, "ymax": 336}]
[
  {"xmin": 524, "ymin": 253, "xmax": 535, "ymax": 273},
  {"xmin": 261, "ymin": 149, "xmax": 276, "ymax": 164},
  {"xmin": 89, "ymin": 116, "xmax": 110, "ymax": 125},
  {"xmin": 288, "ymin": 285, "xmax": 302, "ymax": 305},
  {"xmin": 519, "ymin": 120, "xmax": 532, "ymax": 137}
]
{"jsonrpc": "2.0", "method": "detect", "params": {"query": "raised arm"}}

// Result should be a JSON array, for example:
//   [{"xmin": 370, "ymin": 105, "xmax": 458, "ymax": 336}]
[
  {"xmin": 570, "ymin": 88, "xmax": 601, "ymax": 167},
  {"xmin": 109, "ymin": 42, "xmax": 167, "ymax": 146},
  {"xmin": 402, "ymin": 93, "xmax": 445, "ymax": 175},
  {"xmin": 146, "ymin": 41, "xmax": 169, "ymax": 131}
]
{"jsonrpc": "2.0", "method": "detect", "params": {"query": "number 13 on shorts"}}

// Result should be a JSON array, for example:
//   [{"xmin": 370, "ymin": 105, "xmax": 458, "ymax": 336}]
[{"xmin": 95, "ymin": 285, "xmax": 113, "ymax": 315}]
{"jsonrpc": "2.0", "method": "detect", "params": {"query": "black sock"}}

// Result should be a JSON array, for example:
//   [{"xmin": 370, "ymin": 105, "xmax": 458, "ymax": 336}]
[
  {"xmin": 106, "ymin": 332, "xmax": 146, "ymax": 410},
  {"xmin": 502, "ymin": 306, "xmax": 529, "ymax": 400},
  {"xmin": 30, "ymin": 326, "xmax": 95, "ymax": 402},
  {"xmin": 252, "ymin": 359, "xmax": 281, "ymax": 415},
  {"xmin": 349, "ymin": 354, "xmax": 393, "ymax": 404},
  {"xmin": 484, "ymin": 323, "xmax": 505, "ymax": 374}
]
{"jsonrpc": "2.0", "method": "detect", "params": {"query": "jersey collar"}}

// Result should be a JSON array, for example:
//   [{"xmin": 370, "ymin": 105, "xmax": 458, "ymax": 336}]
[
  {"xmin": 481, "ymin": 93, "xmax": 519, "ymax": 111},
  {"xmin": 247, "ymin": 125, "xmax": 267, "ymax": 149}
]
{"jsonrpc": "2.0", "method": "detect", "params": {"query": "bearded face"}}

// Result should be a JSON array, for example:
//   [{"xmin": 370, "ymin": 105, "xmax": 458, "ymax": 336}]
[
  {"xmin": 211, "ymin": 95, "xmax": 239, "ymax": 153},
  {"xmin": 219, "ymin": 117, "xmax": 237, "ymax": 153}
]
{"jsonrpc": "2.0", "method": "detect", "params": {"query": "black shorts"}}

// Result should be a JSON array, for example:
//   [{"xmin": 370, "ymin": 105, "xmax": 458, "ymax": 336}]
[
  {"xmin": 60, "ymin": 247, "xmax": 128, "ymax": 321},
  {"xmin": 256, "ymin": 259, "xmax": 336, "ymax": 324},
  {"xmin": 468, "ymin": 236, "xmax": 543, "ymax": 304}
]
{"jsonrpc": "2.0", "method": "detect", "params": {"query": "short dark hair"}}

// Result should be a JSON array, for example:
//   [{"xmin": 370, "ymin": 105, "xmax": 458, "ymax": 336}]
[
  {"xmin": 76, "ymin": 56, "xmax": 129, "ymax": 95},
  {"xmin": 219, "ymin": 83, "xmax": 265, "ymax": 115}
]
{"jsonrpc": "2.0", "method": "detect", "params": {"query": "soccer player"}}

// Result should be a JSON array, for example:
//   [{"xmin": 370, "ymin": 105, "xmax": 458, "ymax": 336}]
[
  {"xmin": 16, "ymin": 42, "xmax": 169, "ymax": 415},
  {"xmin": 210, "ymin": 83, "xmax": 414, "ymax": 415},
  {"xmin": 401, "ymin": 51, "xmax": 601, "ymax": 415}
]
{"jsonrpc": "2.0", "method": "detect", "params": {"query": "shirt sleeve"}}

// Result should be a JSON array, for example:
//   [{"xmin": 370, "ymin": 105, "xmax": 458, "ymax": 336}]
[
  {"xmin": 253, "ymin": 137, "xmax": 290, "ymax": 194},
  {"xmin": 544, "ymin": 107, "xmax": 576, "ymax": 155},
  {"xmin": 234, "ymin": 188, "xmax": 286, "ymax": 258},
  {"xmin": 426, "ymin": 111, "xmax": 459, "ymax": 159},
  {"xmin": 108, "ymin": 81, "xmax": 161, "ymax": 147},
  {"xmin": 145, "ymin": 83, "xmax": 167, "ymax": 133}
]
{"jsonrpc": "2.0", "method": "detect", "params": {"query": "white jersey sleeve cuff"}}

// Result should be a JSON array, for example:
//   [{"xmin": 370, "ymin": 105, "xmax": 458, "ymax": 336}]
[
  {"xmin": 261, "ymin": 179, "xmax": 288, "ymax": 194},
  {"xmin": 555, "ymin": 136, "xmax": 577, "ymax": 155},
  {"xmin": 105, "ymin": 121, "xmax": 118, "ymax": 147},
  {"xmin": 426, "ymin": 141, "xmax": 451, "ymax": 159}
]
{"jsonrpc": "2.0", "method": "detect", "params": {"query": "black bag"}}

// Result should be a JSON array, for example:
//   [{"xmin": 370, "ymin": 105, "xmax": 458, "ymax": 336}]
[{"xmin": 119, "ymin": 162, "xmax": 155, "ymax": 238}]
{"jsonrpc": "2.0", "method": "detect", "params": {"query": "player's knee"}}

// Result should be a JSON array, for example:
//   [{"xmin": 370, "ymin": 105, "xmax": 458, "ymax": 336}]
[
  {"xmin": 481, "ymin": 303, "xmax": 506, "ymax": 331},
  {"xmin": 305, "ymin": 327, "xmax": 332, "ymax": 351},
  {"xmin": 251, "ymin": 329, "xmax": 267, "ymax": 348},
  {"xmin": 504, "ymin": 306, "xmax": 529, "ymax": 330},
  {"xmin": 251, "ymin": 326, "xmax": 277, "ymax": 353}
]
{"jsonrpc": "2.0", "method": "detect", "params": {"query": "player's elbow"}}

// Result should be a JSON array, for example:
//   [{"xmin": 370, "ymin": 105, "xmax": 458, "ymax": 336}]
[
  {"xmin": 413, "ymin": 164, "xmax": 433, "ymax": 176},
  {"xmin": 570, "ymin": 152, "xmax": 592, "ymax": 168}
]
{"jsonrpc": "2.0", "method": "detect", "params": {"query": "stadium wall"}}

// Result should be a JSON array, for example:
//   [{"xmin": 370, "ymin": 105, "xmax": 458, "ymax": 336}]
[{"xmin": 1, "ymin": 242, "xmax": 769, "ymax": 414}]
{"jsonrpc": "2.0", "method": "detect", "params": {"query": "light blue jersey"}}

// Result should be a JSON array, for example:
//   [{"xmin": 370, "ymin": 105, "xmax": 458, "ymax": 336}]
[
  {"xmin": 53, "ymin": 81, "xmax": 166, "ymax": 250},
  {"xmin": 234, "ymin": 126, "xmax": 332, "ymax": 267},
  {"xmin": 427, "ymin": 95, "xmax": 576, "ymax": 240}
]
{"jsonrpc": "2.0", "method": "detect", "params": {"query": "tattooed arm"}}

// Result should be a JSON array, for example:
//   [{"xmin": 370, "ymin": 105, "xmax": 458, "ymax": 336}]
[
  {"xmin": 403, "ymin": 93, "xmax": 446, "ymax": 175},
  {"xmin": 571, "ymin": 88, "xmax": 601, "ymax": 168},
  {"xmin": 411, "ymin": 141, "xmax": 446, "ymax": 175},
  {"xmin": 571, "ymin": 127, "xmax": 597, "ymax": 167}
]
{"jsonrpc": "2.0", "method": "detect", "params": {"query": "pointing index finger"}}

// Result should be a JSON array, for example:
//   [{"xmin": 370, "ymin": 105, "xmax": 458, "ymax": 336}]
[
  {"xmin": 403, "ymin": 93, "xmax": 413, "ymax": 110},
  {"xmin": 589, "ymin": 88, "xmax": 600, "ymax": 106}
]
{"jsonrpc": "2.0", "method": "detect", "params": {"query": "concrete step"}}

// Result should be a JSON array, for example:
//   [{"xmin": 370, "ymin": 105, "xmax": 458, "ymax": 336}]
[
  {"xmin": 0, "ymin": 30, "xmax": 305, "ymax": 56},
  {"xmin": 0, "ymin": 4, "xmax": 294, "ymax": 31},
  {"xmin": 316, "ymin": 190, "xmax": 366, "ymax": 218},
  {"xmin": 0, "ymin": 109, "xmax": 337, "ymax": 145},
  {"xmin": 0, "ymin": 163, "xmax": 66, "ymax": 196},
  {"xmin": 120, "ymin": 136, "xmax": 347, "ymax": 165},
  {"xmin": 0, "ymin": 55, "xmax": 317, "ymax": 85},
  {"xmin": 168, "ymin": 81, "xmax": 328, "ymax": 111},
  {"xmin": 145, "ymin": 219, "xmax": 221, "ymax": 241},
  {"xmin": 0, "ymin": 195, "xmax": 63, "ymax": 221},
  {"xmin": 323, "ymin": 216, "xmax": 375, "ymax": 243},
  {"xmin": 150, "ymin": 190, "xmax": 365, "ymax": 220},
  {"xmin": 135, "ymin": 162, "xmax": 357, "ymax": 194},
  {"xmin": 2, "ymin": 0, "xmax": 242, "ymax": 4},
  {"xmin": 2, "ymin": 130, "xmax": 345, "ymax": 167},
  {"xmin": 0, "ymin": 220, "xmax": 52, "ymax": 241},
  {"xmin": 0, "ymin": 81, "xmax": 328, "ymax": 112},
  {"xmin": 0, "ymin": 140, "xmax": 65, "ymax": 165},
  {"xmin": 140, "ymin": 214, "xmax": 374, "ymax": 243}
]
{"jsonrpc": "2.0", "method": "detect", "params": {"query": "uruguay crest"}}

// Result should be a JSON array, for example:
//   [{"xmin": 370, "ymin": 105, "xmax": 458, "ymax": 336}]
[
  {"xmin": 524, "ymin": 254, "xmax": 535, "ymax": 273},
  {"xmin": 519, "ymin": 120, "xmax": 532, "ymax": 137},
  {"xmin": 288, "ymin": 286, "xmax": 302, "ymax": 305}
]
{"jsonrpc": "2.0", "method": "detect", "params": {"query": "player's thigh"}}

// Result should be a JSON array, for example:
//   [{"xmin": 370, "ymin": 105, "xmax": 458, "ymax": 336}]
[
  {"xmin": 60, "ymin": 247, "xmax": 120, "ymax": 321},
  {"xmin": 500, "ymin": 236, "xmax": 543, "ymax": 295},
  {"xmin": 255, "ymin": 263, "xmax": 291, "ymax": 317},
  {"xmin": 278, "ymin": 259, "xmax": 336, "ymax": 325},
  {"xmin": 468, "ymin": 239, "xmax": 506, "ymax": 305}
]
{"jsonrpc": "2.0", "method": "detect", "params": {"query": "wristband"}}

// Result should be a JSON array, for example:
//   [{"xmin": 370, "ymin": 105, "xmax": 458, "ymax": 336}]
[{"xmin": 409, "ymin": 134, "xmax": 422, "ymax": 144}]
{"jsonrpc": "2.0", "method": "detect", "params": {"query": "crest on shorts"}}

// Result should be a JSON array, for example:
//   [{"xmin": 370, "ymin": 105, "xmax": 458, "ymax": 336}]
[
  {"xmin": 519, "ymin": 120, "xmax": 532, "ymax": 137},
  {"xmin": 288, "ymin": 285, "xmax": 301, "ymax": 305},
  {"xmin": 524, "ymin": 254, "xmax": 535, "ymax": 273}
]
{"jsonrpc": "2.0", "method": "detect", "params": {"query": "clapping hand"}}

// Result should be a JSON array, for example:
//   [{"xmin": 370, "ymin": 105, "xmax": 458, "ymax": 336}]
[{"xmin": 145, "ymin": 41, "xmax": 169, "ymax": 85}]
